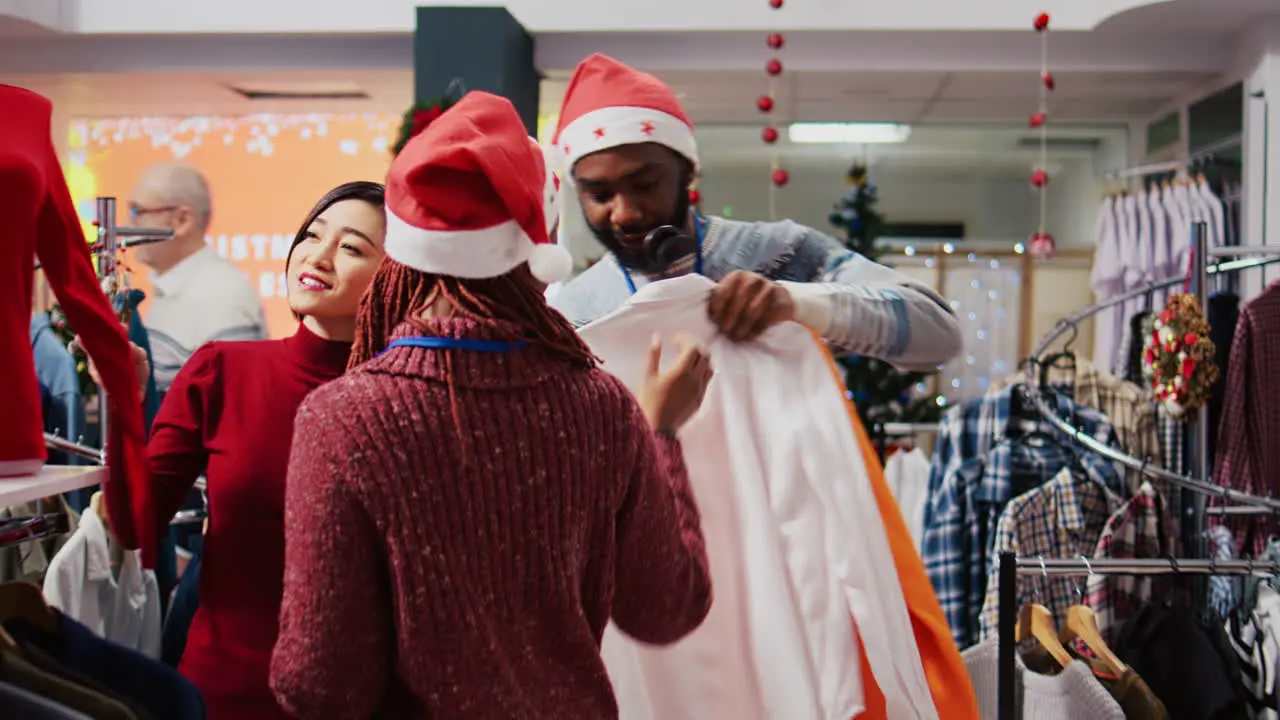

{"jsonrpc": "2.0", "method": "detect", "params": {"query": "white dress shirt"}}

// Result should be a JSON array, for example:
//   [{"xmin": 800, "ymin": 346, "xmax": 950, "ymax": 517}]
[
  {"xmin": 582, "ymin": 274, "xmax": 938, "ymax": 720},
  {"xmin": 43, "ymin": 495, "xmax": 162, "ymax": 658}
]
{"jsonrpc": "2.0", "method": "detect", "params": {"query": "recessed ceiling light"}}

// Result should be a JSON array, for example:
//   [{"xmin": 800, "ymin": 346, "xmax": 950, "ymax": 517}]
[{"xmin": 788, "ymin": 122, "xmax": 911, "ymax": 144}]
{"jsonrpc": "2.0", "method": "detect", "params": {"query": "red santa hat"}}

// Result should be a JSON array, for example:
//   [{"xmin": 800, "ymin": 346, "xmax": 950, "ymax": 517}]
[
  {"xmin": 384, "ymin": 91, "xmax": 572, "ymax": 284},
  {"xmin": 549, "ymin": 54, "xmax": 700, "ymax": 174}
]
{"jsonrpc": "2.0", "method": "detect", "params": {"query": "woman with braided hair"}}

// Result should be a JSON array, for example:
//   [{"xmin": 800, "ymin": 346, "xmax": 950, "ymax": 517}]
[{"xmin": 270, "ymin": 91, "xmax": 714, "ymax": 719}]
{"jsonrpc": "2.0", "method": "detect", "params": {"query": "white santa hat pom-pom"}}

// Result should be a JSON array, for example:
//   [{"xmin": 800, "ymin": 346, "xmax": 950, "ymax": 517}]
[{"xmin": 528, "ymin": 243, "xmax": 573, "ymax": 284}]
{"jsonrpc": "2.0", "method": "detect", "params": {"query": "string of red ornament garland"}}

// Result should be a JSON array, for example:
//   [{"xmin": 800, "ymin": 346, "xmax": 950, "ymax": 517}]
[
  {"xmin": 1143, "ymin": 294, "xmax": 1218, "ymax": 417},
  {"xmin": 753, "ymin": 0, "xmax": 788, "ymax": 219},
  {"xmin": 1027, "ymin": 12, "xmax": 1056, "ymax": 260}
]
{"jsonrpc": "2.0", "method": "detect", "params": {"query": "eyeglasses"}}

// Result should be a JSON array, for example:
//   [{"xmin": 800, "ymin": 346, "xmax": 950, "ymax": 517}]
[{"xmin": 128, "ymin": 205, "xmax": 178, "ymax": 222}]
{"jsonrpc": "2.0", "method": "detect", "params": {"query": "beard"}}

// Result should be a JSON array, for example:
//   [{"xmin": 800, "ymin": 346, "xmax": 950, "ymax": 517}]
[{"xmin": 587, "ymin": 179, "xmax": 693, "ymax": 275}]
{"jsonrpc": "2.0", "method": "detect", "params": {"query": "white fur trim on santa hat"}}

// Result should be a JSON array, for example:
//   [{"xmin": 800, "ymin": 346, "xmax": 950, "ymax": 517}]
[
  {"xmin": 385, "ymin": 209, "xmax": 531, "ymax": 280},
  {"xmin": 528, "ymin": 243, "xmax": 573, "ymax": 284},
  {"xmin": 553, "ymin": 105, "xmax": 699, "ymax": 174}
]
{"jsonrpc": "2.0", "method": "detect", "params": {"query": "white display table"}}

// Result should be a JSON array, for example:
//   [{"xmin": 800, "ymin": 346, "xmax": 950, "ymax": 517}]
[{"xmin": 0, "ymin": 466, "xmax": 106, "ymax": 507}]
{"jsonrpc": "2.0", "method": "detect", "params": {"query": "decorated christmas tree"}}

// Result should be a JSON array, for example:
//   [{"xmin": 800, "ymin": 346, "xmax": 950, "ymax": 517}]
[{"xmin": 828, "ymin": 164, "xmax": 944, "ymax": 428}]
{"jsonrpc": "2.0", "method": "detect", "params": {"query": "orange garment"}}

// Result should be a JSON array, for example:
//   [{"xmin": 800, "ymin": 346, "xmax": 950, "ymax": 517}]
[{"xmin": 815, "ymin": 339, "xmax": 979, "ymax": 719}]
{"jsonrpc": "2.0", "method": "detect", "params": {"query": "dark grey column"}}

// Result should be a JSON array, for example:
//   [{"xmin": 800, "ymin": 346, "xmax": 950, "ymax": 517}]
[{"xmin": 414, "ymin": 6, "xmax": 540, "ymax": 134}]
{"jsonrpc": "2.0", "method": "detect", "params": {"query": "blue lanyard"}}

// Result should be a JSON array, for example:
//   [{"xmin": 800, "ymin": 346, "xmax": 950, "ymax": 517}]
[
  {"xmin": 378, "ymin": 336, "xmax": 526, "ymax": 357},
  {"xmin": 619, "ymin": 214, "xmax": 706, "ymax": 296}
]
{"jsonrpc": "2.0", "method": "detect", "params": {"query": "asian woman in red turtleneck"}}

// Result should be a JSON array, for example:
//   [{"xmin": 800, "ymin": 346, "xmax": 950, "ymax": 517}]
[{"xmin": 130, "ymin": 181, "xmax": 387, "ymax": 719}]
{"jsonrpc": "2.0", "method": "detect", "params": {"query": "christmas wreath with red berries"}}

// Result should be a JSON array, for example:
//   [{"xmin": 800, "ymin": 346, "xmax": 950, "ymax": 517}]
[
  {"xmin": 390, "ymin": 97, "xmax": 455, "ymax": 157},
  {"xmin": 1143, "ymin": 293, "xmax": 1218, "ymax": 417}
]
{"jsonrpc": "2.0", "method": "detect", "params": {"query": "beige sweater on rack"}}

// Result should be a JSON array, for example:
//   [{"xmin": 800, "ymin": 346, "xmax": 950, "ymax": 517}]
[{"xmin": 963, "ymin": 641, "xmax": 1124, "ymax": 719}]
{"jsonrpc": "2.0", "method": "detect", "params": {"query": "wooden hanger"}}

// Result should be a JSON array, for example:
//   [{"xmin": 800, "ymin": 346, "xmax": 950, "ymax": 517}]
[
  {"xmin": 1016, "ymin": 603, "xmax": 1074, "ymax": 667},
  {"xmin": 1058, "ymin": 558, "xmax": 1126, "ymax": 675},
  {"xmin": 1015, "ymin": 559, "xmax": 1074, "ymax": 667},
  {"xmin": 0, "ymin": 581, "xmax": 58, "ymax": 635},
  {"xmin": 1061, "ymin": 605, "xmax": 1126, "ymax": 675}
]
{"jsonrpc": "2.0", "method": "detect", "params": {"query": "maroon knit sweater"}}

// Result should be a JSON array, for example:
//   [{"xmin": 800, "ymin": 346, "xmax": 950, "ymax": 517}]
[{"xmin": 270, "ymin": 317, "xmax": 712, "ymax": 719}]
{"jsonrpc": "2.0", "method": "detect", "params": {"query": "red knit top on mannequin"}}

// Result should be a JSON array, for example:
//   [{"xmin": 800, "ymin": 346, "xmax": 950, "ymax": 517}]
[
  {"xmin": 147, "ymin": 323, "xmax": 351, "ymax": 719},
  {"xmin": 0, "ymin": 85, "xmax": 150, "ymax": 561},
  {"xmin": 270, "ymin": 318, "xmax": 712, "ymax": 719}
]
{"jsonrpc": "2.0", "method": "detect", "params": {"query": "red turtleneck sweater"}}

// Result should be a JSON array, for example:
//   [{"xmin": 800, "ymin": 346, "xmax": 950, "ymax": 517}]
[
  {"xmin": 148, "ymin": 323, "xmax": 351, "ymax": 720},
  {"xmin": 270, "ymin": 318, "xmax": 712, "ymax": 719}
]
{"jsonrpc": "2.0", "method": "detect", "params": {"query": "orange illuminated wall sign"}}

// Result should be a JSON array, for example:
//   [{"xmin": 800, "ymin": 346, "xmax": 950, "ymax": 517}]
[{"xmin": 66, "ymin": 113, "xmax": 399, "ymax": 339}]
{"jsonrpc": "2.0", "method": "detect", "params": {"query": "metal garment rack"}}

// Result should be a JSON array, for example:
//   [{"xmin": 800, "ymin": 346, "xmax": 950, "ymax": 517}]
[
  {"xmin": 42, "ymin": 433, "xmax": 104, "ymax": 465},
  {"xmin": 90, "ymin": 197, "xmax": 173, "ymax": 467},
  {"xmin": 871, "ymin": 422, "xmax": 939, "ymax": 465},
  {"xmin": 994, "ymin": 224, "xmax": 1280, "ymax": 719},
  {"xmin": 1102, "ymin": 135, "xmax": 1241, "ymax": 181},
  {"xmin": 995, "ymin": 553, "xmax": 1280, "ymax": 720},
  {"xmin": 1019, "ymin": 224, "xmax": 1280, "ymax": 514}
]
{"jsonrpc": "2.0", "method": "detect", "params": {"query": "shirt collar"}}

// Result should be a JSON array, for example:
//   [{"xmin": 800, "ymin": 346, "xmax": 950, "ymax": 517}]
[{"xmin": 152, "ymin": 245, "xmax": 217, "ymax": 298}]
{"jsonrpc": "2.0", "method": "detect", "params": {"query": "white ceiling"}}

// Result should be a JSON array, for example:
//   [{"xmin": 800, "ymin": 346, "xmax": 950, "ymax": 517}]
[
  {"xmin": 696, "ymin": 125, "xmax": 1126, "ymax": 174},
  {"xmin": 5, "ymin": 66, "xmax": 1214, "ymax": 126},
  {"xmin": 541, "ymin": 68, "xmax": 1217, "ymax": 124}
]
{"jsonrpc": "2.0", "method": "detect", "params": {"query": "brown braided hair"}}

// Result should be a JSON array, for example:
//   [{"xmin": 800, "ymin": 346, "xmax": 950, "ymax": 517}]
[
  {"xmin": 348, "ymin": 258, "xmax": 597, "ymax": 372},
  {"xmin": 348, "ymin": 259, "xmax": 598, "ymax": 470}
]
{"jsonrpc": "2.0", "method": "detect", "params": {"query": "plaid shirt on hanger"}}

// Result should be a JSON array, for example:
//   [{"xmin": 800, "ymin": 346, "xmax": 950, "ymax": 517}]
[
  {"xmin": 923, "ymin": 385, "xmax": 1125, "ymax": 648},
  {"xmin": 1211, "ymin": 285, "xmax": 1280, "ymax": 557},
  {"xmin": 1085, "ymin": 482, "xmax": 1180, "ymax": 641},
  {"xmin": 998, "ymin": 359, "xmax": 1161, "ymax": 493},
  {"xmin": 977, "ymin": 467, "xmax": 1122, "ymax": 642}
]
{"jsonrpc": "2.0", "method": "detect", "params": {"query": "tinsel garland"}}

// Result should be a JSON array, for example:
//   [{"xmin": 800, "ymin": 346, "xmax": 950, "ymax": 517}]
[{"xmin": 1143, "ymin": 293, "xmax": 1218, "ymax": 417}]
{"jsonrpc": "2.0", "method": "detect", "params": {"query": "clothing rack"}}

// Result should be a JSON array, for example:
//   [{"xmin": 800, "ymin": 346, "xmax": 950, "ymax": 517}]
[
  {"xmin": 1204, "ymin": 505, "xmax": 1277, "ymax": 516},
  {"xmin": 1189, "ymin": 134, "xmax": 1242, "ymax": 166},
  {"xmin": 870, "ymin": 421, "xmax": 939, "ymax": 465},
  {"xmin": 1101, "ymin": 137, "xmax": 1241, "ymax": 181},
  {"xmin": 1207, "ymin": 245, "xmax": 1280, "ymax": 257},
  {"xmin": 1103, "ymin": 159, "xmax": 1184, "ymax": 181},
  {"xmin": 995, "ymin": 552, "xmax": 1280, "ymax": 719},
  {"xmin": 43, "ymin": 433, "xmax": 104, "ymax": 465},
  {"xmin": 90, "ymin": 197, "xmax": 174, "ymax": 468},
  {"xmin": 993, "ymin": 224, "xmax": 1280, "ymax": 719},
  {"xmin": 0, "ymin": 513, "xmax": 71, "ymax": 550},
  {"xmin": 1021, "ymin": 224, "xmax": 1280, "ymax": 513},
  {"xmin": 170, "ymin": 509, "xmax": 206, "ymax": 526}
]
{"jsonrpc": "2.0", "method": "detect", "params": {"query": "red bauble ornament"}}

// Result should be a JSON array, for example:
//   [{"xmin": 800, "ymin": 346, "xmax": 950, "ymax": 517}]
[
  {"xmin": 762, "ymin": 126, "xmax": 779, "ymax": 144},
  {"xmin": 1029, "ymin": 111, "xmax": 1046, "ymax": 128},
  {"xmin": 1028, "ymin": 231, "xmax": 1056, "ymax": 259},
  {"xmin": 1033, "ymin": 12, "xmax": 1050, "ymax": 31},
  {"xmin": 766, "ymin": 58, "xmax": 783, "ymax": 76},
  {"xmin": 689, "ymin": 188, "xmax": 702, "ymax": 205},
  {"xmin": 757, "ymin": 95, "xmax": 775, "ymax": 112},
  {"xmin": 1041, "ymin": 71, "xmax": 1056, "ymax": 91},
  {"xmin": 772, "ymin": 168, "xmax": 790, "ymax": 186},
  {"xmin": 769, "ymin": 0, "xmax": 783, "ymax": 8},
  {"xmin": 1031, "ymin": 169, "xmax": 1049, "ymax": 188},
  {"xmin": 767, "ymin": 32, "xmax": 785, "ymax": 50}
]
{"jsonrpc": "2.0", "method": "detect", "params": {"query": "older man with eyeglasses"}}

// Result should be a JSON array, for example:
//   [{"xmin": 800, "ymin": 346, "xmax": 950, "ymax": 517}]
[{"xmin": 128, "ymin": 161, "xmax": 266, "ymax": 393}]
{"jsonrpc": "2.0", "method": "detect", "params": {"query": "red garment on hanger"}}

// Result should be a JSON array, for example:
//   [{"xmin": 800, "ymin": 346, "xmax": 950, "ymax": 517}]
[{"xmin": 1, "ymin": 85, "xmax": 152, "ymax": 566}]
